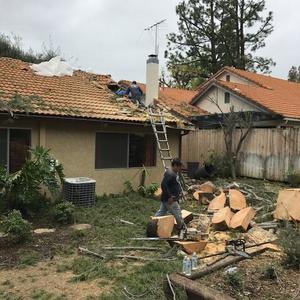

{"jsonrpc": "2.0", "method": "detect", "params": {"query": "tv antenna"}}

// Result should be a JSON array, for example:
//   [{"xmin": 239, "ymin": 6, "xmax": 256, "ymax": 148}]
[{"xmin": 144, "ymin": 19, "xmax": 166, "ymax": 56}]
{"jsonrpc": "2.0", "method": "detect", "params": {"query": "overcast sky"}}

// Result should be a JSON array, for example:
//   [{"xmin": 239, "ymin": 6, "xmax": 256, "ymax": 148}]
[{"xmin": 0, "ymin": 0, "xmax": 299, "ymax": 83}]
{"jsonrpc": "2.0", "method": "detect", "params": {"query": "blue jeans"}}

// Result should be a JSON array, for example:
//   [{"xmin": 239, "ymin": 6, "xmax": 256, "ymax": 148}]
[{"xmin": 155, "ymin": 201, "xmax": 184, "ymax": 229}]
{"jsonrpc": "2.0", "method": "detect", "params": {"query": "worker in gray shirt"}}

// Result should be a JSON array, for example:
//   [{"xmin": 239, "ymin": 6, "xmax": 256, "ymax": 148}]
[{"xmin": 155, "ymin": 158, "xmax": 184, "ymax": 229}]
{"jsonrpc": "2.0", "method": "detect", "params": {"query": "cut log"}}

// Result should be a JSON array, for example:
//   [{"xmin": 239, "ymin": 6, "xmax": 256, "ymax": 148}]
[
  {"xmin": 230, "ymin": 207, "xmax": 256, "ymax": 231},
  {"xmin": 182, "ymin": 210, "xmax": 194, "ymax": 224},
  {"xmin": 212, "ymin": 207, "xmax": 234, "ymax": 230},
  {"xmin": 188, "ymin": 244, "xmax": 270, "ymax": 280},
  {"xmin": 193, "ymin": 191, "xmax": 214, "ymax": 205},
  {"xmin": 175, "ymin": 240, "xmax": 207, "ymax": 254},
  {"xmin": 208, "ymin": 192, "xmax": 226, "ymax": 211},
  {"xmin": 154, "ymin": 188, "xmax": 162, "ymax": 198},
  {"xmin": 166, "ymin": 273, "xmax": 234, "ymax": 300},
  {"xmin": 174, "ymin": 210, "xmax": 193, "ymax": 225},
  {"xmin": 273, "ymin": 189, "xmax": 300, "ymax": 221},
  {"xmin": 150, "ymin": 215, "xmax": 175, "ymax": 238},
  {"xmin": 199, "ymin": 181, "xmax": 215, "ymax": 193},
  {"xmin": 229, "ymin": 189, "xmax": 247, "ymax": 211}
]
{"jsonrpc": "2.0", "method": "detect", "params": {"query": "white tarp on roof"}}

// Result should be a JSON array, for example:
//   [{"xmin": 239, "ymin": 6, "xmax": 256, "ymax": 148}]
[{"xmin": 30, "ymin": 56, "xmax": 73, "ymax": 76}]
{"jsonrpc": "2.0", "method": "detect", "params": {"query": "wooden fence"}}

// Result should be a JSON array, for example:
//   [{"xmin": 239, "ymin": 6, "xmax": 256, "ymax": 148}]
[{"xmin": 181, "ymin": 128, "xmax": 300, "ymax": 181}]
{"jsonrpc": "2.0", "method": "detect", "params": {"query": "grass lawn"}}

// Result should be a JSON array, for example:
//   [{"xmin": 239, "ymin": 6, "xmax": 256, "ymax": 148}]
[{"xmin": 0, "ymin": 177, "xmax": 298, "ymax": 300}]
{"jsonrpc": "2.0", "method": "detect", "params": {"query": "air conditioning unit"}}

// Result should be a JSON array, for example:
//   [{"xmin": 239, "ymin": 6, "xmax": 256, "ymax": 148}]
[{"xmin": 63, "ymin": 177, "xmax": 96, "ymax": 207}]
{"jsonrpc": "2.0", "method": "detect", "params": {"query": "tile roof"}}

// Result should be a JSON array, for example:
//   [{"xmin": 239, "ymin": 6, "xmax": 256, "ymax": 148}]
[
  {"xmin": 193, "ymin": 67, "xmax": 300, "ymax": 119},
  {"xmin": 0, "ymin": 57, "xmax": 191, "ymax": 126},
  {"xmin": 119, "ymin": 80, "xmax": 207, "ymax": 118}
]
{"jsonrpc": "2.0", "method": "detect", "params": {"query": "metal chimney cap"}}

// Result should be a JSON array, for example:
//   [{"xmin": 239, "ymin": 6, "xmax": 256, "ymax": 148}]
[{"xmin": 147, "ymin": 54, "xmax": 159, "ymax": 64}]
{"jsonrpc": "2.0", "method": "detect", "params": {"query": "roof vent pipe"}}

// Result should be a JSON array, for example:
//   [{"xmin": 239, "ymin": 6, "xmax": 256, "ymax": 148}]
[{"xmin": 146, "ymin": 54, "xmax": 159, "ymax": 107}]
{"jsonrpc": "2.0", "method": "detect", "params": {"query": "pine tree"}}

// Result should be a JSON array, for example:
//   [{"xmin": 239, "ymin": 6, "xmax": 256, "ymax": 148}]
[
  {"xmin": 166, "ymin": 0, "xmax": 275, "ymax": 88},
  {"xmin": 288, "ymin": 66, "xmax": 300, "ymax": 83}
]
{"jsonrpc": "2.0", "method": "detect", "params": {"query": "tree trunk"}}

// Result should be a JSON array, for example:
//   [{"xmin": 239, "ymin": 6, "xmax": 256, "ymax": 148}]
[
  {"xmin": 210, "ymin": 0, "xmax": 218, "ymax": 73},
  {"xmin": 240, "ymin": 0, "xmax": 246, "ymax": 69},
  {"xmin": 165, "ymin": 273, "xmax": 235, "ymax": 300}
]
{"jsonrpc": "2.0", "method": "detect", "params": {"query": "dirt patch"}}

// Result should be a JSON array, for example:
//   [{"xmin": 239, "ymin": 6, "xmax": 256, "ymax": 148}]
[
  {"xmin": 0, "ymin": 256, "xmax": 111, "ymax": 299},
  {"xmin": 199, "ymin": 251, "xmax": 300, "ymax": 299},
  {"xmin": 0, "ymin": 227, "xmax": 87, "ymax": 268}
]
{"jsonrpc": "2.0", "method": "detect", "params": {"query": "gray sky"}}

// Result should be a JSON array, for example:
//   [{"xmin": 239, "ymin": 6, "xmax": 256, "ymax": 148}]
[{"xmin": 0, "ymin": 0, "xmax": 299, "ymax": 83}]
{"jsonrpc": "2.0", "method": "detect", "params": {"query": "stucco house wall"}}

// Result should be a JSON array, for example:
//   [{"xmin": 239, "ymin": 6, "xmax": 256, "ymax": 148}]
[
  {"xmin": 0, "ymin": 116, "xmax": 180, "ymax": 195},
  {"xmin": 217, "ymin": 72, "xmax": 254, "ymax": 86},
  {"xmin": 197, "ymin": 86, "xmax": 261, "ymax": 114}
]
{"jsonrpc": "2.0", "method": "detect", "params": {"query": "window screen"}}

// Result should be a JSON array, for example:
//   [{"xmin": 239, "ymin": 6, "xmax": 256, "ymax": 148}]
[
  {"xmin": 129, "ymin": 134, "xmax": 145, "ymax": 167},
  {"xmin": 0, "ymin": 129, "xmax": 8, "ymax": 169},
  {"xmin": 9, "ymin": 129, "xmax": 31, "ymax": 173},
  {"xmin": 224, "ymin": 92, "xmax": 230, "ymax": 104},
  {"xmin": 95, "ymin": 133, "xmax": 156, "ymax": 169},
  {"xmin": 226, "ymin": 75, "xmax": 230, "ymax": 82},
  {"xmin": 95, "ymin": 133, "xmax": 128, "ymax": 168}
]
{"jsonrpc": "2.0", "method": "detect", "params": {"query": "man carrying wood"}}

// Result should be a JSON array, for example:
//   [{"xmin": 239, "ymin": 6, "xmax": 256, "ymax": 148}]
[{"xmin": 155, "ymin": 158, "xmax": 184, "ymax": 230}]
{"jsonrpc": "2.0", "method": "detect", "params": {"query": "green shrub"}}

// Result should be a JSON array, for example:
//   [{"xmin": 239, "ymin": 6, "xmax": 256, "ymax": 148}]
[
  {"xmin": 205, "ymin": 152, "xmax": 231, "ymax": 178},
  {"xmin": 53, "ymin": 201, "xmax": 75, "ymax": 224},
  {"xmin": 123, "ymin": 180, "xmax": 134, "ymax": 194},
  {"xmin": 286, "ymin": 171, "xmax": 300, "ymax": 187},
  {"xmin": 224, "ymin": 271, "xmax": 243, "ymax": 289},
  {"xmin": 138, "ymin": 183, "xmax": 159, "ymax": 197},
  {"xmin": 0, "ymin": 146, "xmax": 64, "ymax": 215},
  {"xmin": 1, "ymin": 210, "xmax": 32, "ymax": 242},
  {"xmin": 279, "ymin": 224, "xmax": 300, "ymax": 269},
  {"xmin": 261, "ymin": 264, "xmax": 277, "ymax": 280}
]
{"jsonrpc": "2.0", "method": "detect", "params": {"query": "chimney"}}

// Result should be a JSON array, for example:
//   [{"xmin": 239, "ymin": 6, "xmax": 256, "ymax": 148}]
[{"xmin": 146, "ymin": 54, "xmax": 159, "ymax": 106}]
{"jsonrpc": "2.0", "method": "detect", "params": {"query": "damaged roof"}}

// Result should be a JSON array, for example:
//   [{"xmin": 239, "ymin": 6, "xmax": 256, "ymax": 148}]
[
  {"xmin": 0, "ymin": 57, "xmax": 195, "ymax": 127},
  {"xmin": 119, "ymin": 80, "xmax": 207, "ymax": 118}
]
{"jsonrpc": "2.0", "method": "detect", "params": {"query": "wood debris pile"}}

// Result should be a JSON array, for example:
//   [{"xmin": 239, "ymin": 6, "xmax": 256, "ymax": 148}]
[{"xmin": 191, "ymin": 181, "xmax": 256, "ymax": 232}]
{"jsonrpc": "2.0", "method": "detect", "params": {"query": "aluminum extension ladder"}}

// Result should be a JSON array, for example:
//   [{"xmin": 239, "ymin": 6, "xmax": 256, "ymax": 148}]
[{"xmin": 147, "ymin": 107, "xmax": 186, "ymax": 198}]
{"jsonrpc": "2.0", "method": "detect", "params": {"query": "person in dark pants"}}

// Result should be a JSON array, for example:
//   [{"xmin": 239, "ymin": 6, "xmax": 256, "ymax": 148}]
[
  {"xmin": 155, "ymin": 158, "xmax": 184, "ymax": 229},
  {"xmin": 125, "ymin": 81, "xmax": 144, "ymax": 106}
]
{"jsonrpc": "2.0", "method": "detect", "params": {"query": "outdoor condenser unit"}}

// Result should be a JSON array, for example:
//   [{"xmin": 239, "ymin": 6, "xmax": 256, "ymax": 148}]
[{"xmin": 63, "ymin": 177, "xmax": 96, "ymax": 207}]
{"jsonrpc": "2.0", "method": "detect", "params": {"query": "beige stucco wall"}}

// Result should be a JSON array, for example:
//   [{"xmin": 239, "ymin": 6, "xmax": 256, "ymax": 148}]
[
  {"xmin": 196, "ymin": 86, "xmax": 262, "ymax": 114},
  {"xmin": 0, "ymin": 116, "xmax": 180, "ymax": 195},
  {"xmin": 218, "ymin": 72, "xmax": 254, "ymax": 86}
]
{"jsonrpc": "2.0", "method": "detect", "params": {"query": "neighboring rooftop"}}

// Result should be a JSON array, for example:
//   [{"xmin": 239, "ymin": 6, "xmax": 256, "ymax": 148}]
[{"xmin": 192, "ymin": 66, "xmax": 300, "ymax": 119}]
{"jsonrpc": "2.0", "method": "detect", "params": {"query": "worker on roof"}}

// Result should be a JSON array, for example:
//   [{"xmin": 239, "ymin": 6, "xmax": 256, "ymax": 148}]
[
  {"xmin": 125, "ymin": 81, "xmax": 144, "ymax": 107},
  {"xmin": 154, "ymin": 158, "xmax": 185, "ymax": 230}
]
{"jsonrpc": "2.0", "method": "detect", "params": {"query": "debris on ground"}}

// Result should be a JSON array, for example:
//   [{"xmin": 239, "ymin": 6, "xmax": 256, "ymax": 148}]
[
  {"xmin": 33, "ymin": 228, "xmax": 56, "ymax": 234},
  {"xmin": 70, "ymin": 224, "xmax": 92, "ymax": 231}
]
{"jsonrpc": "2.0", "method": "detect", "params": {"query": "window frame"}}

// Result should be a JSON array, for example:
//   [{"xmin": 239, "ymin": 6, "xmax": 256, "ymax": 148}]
[
  {"xmin": 95, "ymin": 131, "xmax": 157, "ymax": 169},
  {"xmin": 226, "ymin": 74, "xmax": 231, "ymax": 82},
  {"xmin": 0, "ymin": 127, "xmax": 32, "ymax": 173},
  {"xmin": 224, "ymin": 92, "xmax": 231, "ymax": 104}
]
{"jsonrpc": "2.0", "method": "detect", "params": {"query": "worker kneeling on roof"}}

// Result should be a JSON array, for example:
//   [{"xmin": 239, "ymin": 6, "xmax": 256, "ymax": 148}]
[
  {"xmin": 155, "ymin": 158, "xmax": 184, "ymax": 229},
  {"xmin": 125, "ymin": 81, "xmax": 144, "ymax": 107}
]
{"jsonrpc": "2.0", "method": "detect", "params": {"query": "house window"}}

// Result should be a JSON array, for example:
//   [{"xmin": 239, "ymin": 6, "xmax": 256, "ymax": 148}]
[
  {"xmin": 226, "ymin": 75, "xmax": 230, "ymax": 82},
  {"xmin": 224, "ymin": 92, "xmax": 230, "ymax": 104},
  {"xmin": 95, "ymin": 132, "xmax": 156, "ymax": 169},
  {"xmin": 0, "ymin": 128, "xmax": 31, "ymax": 173}
]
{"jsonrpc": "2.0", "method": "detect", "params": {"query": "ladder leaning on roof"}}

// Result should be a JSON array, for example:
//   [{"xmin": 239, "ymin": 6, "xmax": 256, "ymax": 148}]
[{"xmin": 147, "ymin": 107, "xmax": 186, "ymax": 199}]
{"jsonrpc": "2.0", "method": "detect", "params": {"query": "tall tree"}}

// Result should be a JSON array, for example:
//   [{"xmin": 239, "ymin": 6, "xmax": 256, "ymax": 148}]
[
  {"xmin": 288, "ymin": 66, "xmax": 300, "ymax": 83},
  {"xmin": 166, "ymin": 0, "xmax": 275, "ymax": 88}
]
